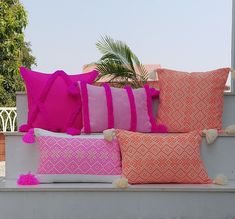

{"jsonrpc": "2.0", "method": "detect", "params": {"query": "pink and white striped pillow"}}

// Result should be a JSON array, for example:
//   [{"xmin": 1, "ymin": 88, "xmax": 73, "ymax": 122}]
[{"xmin": 78, "ymin": 82, "xmax": 167, "ymax": 133}]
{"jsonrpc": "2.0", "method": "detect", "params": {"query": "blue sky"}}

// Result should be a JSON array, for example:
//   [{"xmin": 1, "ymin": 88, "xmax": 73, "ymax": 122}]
[{"xmin": 21, "ymin": 0, "xmax": 232, "ymax": 74}]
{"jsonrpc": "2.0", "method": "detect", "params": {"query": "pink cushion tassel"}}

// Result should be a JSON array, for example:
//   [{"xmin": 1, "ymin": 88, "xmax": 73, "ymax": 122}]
[
  {"xmin": 66, "ymin": 127, "xmax": 81, "ymax": 135},
  {"xmin": 22, "ymin": 128, "xmax": 35, "ymax": 144},
  {"xmin": 17, "ymin": 172, "xmax": 39, "ymax": 185},
  {"xmin": 19, "ymin": 123, "xmax": 31, "ymax": 132}
]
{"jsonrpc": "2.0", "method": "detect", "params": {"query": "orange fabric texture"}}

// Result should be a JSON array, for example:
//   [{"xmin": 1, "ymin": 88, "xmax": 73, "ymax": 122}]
[
  {"xmin": 116, "ymin": 130, "xmax": 212, "ymax": 184},
  {"xmin": 156, "ymin": 68, "xmax": 230, "ymax": 132}
]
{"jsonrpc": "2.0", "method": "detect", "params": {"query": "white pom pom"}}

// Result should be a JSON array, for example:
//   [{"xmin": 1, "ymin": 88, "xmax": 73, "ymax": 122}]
[
  {"xmin": 103, "ymin": 129, "xmax": 115, "ymax": 142},
  {"xmin": 225, "ymin": 125, "xmax": 235, "ymax": 135},
  {"xmin": 231, "ymin": 69, "xmax": 235, "ymax": 80},
  {"xmin": 213, "ymin": 174, "xmax": 228, "ymax": 185},
  {"xmin": 203, "ymin": 129, "xmax": 218, "ymax": 145},
  {"xmin": 112, "ymin": 177, "xmax": 129, "ymax": 189}
]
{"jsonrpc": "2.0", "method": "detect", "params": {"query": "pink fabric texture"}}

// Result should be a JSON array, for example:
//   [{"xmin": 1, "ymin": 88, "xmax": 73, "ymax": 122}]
[
  {"xmin": 124, "ymin": 86, "xmax": 137, "ymax": 131},
  {"xmin": 111, "ymin": 86, "xmax": 131, "ymax": 130},
  {"xmin": 37, "ymin": 136, "xmax": 122, "ymax": 175},
  {"xmin": 19, "ymin": 67, "xmax": 98, "ymax": 133},
  {"xmin": 79, "ymin": 83, "xmax": 165, "ymax": 133},
  {"xmin": 103, "ymin": 83, "xmax": 114, "ymax": 129}
]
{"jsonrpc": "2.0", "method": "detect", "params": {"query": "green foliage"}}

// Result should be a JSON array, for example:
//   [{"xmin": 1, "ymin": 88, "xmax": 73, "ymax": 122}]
[
  {"xmin": 0, "ymin": 0, "xmax": 36, "ymax": 106},
  {"xmin": 95, "ymin": 36, "xmax": 148, "ymax": 88}
]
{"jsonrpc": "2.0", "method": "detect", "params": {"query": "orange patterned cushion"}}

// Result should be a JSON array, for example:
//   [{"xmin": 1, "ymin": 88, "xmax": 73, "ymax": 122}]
[
  {"xmin": 116, "ymin": 129, "xmax": 212, "ymax": 184},
  {"xmin": 156, "ymin": 68, "xmax": 230, "ymax": 132}
]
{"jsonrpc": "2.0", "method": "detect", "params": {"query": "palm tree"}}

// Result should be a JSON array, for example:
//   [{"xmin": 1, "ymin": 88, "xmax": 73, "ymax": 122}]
[{"xmin": 95, "ymin": 36, "xmax": 148, "ymax": 88}]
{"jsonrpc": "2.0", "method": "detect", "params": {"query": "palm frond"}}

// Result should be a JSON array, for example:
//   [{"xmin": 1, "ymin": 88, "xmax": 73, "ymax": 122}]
[
  {"xmin": 96, "ymin": 59, "xmax": 133, "ymax": 81},
  {"xmin": 96, "ymin": 36, "xmax": 136, "ymax": 73},
  {"xmin": 95, "ymin": 35, "xmax": 148, "ymax": 88}
]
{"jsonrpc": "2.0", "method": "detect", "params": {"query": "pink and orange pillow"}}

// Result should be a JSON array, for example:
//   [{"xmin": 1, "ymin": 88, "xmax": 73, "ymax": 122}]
[
  {"xmin": 78, "ymin": 82, "xmax": 167, "ymax": 133},
  {"xmin": 156, "ymin": 68, "xmax": 230, "ymax": 132},
  {"xmin": 19, "ymin": 67, "xmax": 99, "ymax": 135},
  {"xmin": 116, "ymin": 129, "xmax": 212, "ymax": 184}
]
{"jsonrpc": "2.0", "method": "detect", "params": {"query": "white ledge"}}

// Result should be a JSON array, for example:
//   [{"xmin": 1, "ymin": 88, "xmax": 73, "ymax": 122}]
[
  {"xmin": 0, "ymin": 179, "xmax": 235, "ymax": 192},
  {"xmin": 4, "ymin": 131, "xmax": 235, "ymax": 137},
  {"xmin": 224, "ymin": 92, "xmax": 235, "ymax": 96},
  {"xmin": 16, "ymin": 91, "xmax": 235, "ymax": 96}
]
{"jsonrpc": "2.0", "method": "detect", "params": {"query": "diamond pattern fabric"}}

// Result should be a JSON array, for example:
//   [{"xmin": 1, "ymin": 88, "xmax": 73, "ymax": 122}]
[
  {"xmin": 156, "ymin": 68, "xmax": 230, "ymax": 132},
  {"xmin": 37, "ymin": 136, "xmax": 121, "ymax": 175},
  {"xmin": 116, "ymin": 129, "xmax": 211, "ymax": 184}
]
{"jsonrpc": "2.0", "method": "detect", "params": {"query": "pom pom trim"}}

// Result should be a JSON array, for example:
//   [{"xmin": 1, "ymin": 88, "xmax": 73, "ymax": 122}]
[
  {"xmin": 22, "ymin": 128, "xmax": 35, "ymax": 144},
  {"xmin": 66, "ymin": 127, "xmax": 81, "ymax": 135},
  {"xmin": 19, "ymin": 124, "xmax": 31, "ymax": 132},
  {"xmin": 203, "ymin": 129, "xmax": 218, "ymax": 145},
  {"xmin": 213, "ymin": 174, "xmax": 228, "ymax": 186},
  {"xmin": 103, "ymin": 129, "xmax": 115, "ymax": 142},
  {"xmin": 112, "ymin": 177, "xmax": 129, "ymax": 189},
  {"xmin": 17, "ymin": 172, "xmax": 39, "ymax": 185}
]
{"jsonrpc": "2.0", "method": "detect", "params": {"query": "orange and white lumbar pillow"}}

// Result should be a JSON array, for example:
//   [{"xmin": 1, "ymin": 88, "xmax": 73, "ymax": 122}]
[{"xmin": 115, "ymin": 129, "xmax": 212, "ymax": 184}]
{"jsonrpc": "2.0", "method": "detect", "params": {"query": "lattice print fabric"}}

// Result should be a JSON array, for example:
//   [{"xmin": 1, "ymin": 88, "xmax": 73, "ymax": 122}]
[
  {"xmin": 156, "ymin": 68, "xmax": 230, "ymax": 132},
  {"xmin": 116, "ymin": 129, "xmax": 212, "ymax": 184},
  {"xmin": 37, "ymin": 136, "xmax": 122, "ymax": 175}
]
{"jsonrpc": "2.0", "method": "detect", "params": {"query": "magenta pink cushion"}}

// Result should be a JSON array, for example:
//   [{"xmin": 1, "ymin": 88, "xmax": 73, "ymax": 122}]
[
  {"xmin": 19, "ymin": 67, "xmax": 98, "ymax": 133},
  {"xmin": 79, "ymin": 82, "xmax": 166, "ymax": 133},
  {"xmin": 37, "ymin": 136, "xmax": 122, "ymax": 176}
]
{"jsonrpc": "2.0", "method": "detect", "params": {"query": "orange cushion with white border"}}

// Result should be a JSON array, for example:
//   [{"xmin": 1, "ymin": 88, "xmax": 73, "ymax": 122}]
[
  {"xmin": 156, "ymin": 68, "xmax": 230, "ymax": 132},
  {"xmin": 116, "ymin": 129, "xmax": 212, "ymax": 184}
]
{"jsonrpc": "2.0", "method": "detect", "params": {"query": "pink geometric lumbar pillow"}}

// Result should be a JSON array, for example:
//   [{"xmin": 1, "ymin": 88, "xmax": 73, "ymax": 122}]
[
  {"xmin": 116, "ymin": 129, "xmax": 212, "ymax": 184},
  {"xmin": 34, "ymin": 128, "xmax": 121, "ymax": 183},
  {"xmin": 19, "ymin": 67, "xmax": 99, "ymax": 135},
  {"xmin": 78, "ymin": 82, "xmax": 167, "ymax": 133},
  {"xmin": 156, "ymin": 68, "xmax": 230, "ymax": 132}
]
